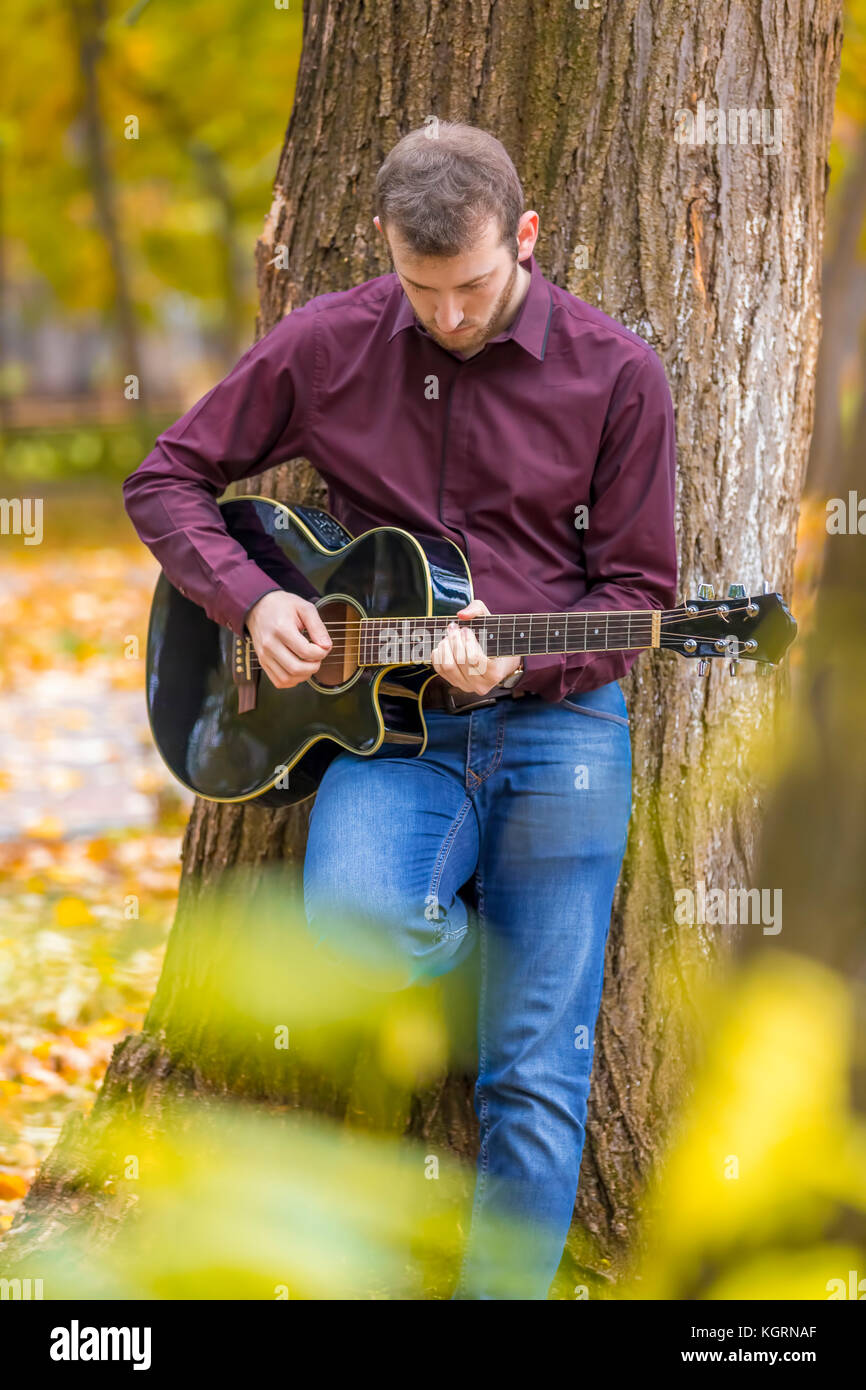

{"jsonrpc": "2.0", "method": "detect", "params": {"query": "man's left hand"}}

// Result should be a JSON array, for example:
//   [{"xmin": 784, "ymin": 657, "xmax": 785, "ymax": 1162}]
[{"xmin": 431, "ymin": 599, "xmax": 522, "ymax": 694}]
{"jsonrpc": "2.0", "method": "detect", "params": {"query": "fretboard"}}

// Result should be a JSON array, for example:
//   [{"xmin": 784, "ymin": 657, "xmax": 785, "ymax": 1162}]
[{"xmin": 359, "ymin": 610, "xmax": 659, "ymax": 665}]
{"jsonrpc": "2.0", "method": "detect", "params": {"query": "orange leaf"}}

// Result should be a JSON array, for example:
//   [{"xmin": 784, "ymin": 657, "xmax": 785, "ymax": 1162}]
[{"xmin": 0, "ymin": 1173, "xmax": 29, "ymax": 1201}]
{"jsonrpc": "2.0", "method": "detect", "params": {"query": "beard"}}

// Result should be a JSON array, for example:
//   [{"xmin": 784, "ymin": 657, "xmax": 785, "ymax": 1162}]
[{"xmin": 422, "ymin": 257, "xmax": 520, "ymax": 354}]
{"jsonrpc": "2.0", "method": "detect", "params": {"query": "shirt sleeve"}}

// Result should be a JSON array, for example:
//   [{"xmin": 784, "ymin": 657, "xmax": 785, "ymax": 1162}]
[
  {"xmin": 122, "ymin": 306, "xmax": 318, "ymax": 637},
  {"xmin": 518, "ymin": 346, "xmax": 678, "ymax": 702}
]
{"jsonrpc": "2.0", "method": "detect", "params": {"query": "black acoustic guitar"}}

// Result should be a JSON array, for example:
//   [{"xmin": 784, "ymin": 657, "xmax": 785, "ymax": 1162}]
[{"xmin": 145, "ymin": 496, "xmax": 797, "ymax": 807}]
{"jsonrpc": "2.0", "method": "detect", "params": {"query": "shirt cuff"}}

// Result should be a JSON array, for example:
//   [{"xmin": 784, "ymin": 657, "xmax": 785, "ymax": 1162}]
[{"xmin": 217, "ymin": 563, "xmax": 284, "ymax": 637}]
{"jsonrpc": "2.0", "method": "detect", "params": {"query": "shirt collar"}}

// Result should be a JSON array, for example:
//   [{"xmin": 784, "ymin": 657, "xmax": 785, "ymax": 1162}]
[{"xmin": 386, "ymin": 252, "xmax": 552, "ymax": 361}]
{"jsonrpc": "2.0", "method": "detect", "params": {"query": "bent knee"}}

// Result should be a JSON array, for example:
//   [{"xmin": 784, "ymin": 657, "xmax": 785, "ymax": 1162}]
[{"xmin": 303, "ymin": 875, "xmax": 474, "ymax": 987}]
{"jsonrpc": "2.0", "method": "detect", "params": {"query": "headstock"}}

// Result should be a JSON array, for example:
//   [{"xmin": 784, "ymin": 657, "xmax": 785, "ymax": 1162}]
[{"xmin": 660, "ymin": 583, "xmax": 797, "ymax": 673}]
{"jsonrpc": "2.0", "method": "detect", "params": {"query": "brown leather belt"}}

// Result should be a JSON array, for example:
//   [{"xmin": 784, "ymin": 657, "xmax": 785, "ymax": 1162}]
[{"xmin": 423, "ymin": 674, "xmax": 527, "ymax": 715}]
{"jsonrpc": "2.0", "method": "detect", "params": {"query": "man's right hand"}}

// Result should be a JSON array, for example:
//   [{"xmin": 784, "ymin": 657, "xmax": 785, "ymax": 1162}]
[{"xmin": 245, "ymin": 591, "xmax": 332, "ymax": 689}]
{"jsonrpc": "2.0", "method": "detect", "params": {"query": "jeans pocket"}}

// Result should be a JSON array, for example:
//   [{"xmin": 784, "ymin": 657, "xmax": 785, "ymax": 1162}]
[{"xmin": 560, "ymin": 697, "xmax": 630, "ymax": 727}]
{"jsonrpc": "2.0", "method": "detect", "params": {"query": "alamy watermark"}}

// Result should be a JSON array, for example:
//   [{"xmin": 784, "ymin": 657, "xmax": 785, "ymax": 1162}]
[
  {"xmin": 674, "ymin": 100, "xmax": 783, "ymax": 156},
  {"xmin": 0, "ymin": 497, "xmax": 43, "ymax": 545},
  {"xmin": 375, "ymin": 622, "xmax": 490, "ymax": 665},
  {"xmin": 674, "ymin": 880, "xmax": 782, "ymax": 935},
  {"xmin": 826, "ymin": 491, "xmax": 866, "ymax": 534}
]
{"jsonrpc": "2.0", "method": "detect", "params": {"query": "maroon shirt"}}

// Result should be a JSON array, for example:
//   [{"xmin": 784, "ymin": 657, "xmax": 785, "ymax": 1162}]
[{"xmin": 122, "ymin": 252, "xmax": 677, "ymax": 702}]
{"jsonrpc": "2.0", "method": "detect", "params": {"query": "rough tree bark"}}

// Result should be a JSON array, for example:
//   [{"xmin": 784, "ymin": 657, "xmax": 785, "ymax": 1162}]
[{"xmin": 2, "ymin": 0, "xmax": 843, "ymax": 1285}]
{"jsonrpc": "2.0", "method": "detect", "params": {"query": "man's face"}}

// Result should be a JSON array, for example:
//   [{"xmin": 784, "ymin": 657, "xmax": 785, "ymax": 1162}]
[{"xmin": 380, "ymin": 215, "xmax": 530, "ymax": 356}]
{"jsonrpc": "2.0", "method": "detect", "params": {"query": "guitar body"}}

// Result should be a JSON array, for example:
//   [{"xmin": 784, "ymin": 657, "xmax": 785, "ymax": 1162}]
[{"xmin": 145, "ymin": 496, "xmax": 473, "ymax": 806}]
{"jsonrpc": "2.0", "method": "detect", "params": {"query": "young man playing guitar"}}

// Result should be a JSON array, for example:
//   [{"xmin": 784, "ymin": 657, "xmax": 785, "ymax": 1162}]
[{"xmin": 123, "ymin": 122, "xmax": 678, "ymax": 1299}]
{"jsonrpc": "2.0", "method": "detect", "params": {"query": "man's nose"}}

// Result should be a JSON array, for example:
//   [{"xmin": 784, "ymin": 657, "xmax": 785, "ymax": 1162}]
[{"xmin": 435, "ymin": 300, "xmax": 465, "ymax": 332}]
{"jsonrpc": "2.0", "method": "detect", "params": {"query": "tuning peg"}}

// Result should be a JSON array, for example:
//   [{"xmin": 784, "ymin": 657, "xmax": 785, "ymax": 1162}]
[
  {"xmin": 697, "ymin": 659, "xmax": 709, "ymax": 676},
  {"xmin": 729, "ymin": 659, "xmax": 739, "ymax": 676},
  {"xmin": 697, "ymin": 582, "xmax": 715, "ymax": 600},
  {"xmin": 727, "ymin": 583, "xmax": 746, "ymax": 598},
  {"xmin": 762, "ymin": 580, "xmax": 773, "ymax": 594}
]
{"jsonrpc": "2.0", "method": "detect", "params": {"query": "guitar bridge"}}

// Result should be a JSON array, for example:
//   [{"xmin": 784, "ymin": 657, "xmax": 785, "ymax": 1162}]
[{"xmin": 232, "ymin": 634, "xmax": 259, "ymax": 713}]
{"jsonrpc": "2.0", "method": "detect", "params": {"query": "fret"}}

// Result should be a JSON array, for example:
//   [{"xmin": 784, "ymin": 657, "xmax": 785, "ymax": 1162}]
[{"xmin": 357, "ymin": 610, "xmax": 661, "ymax": 663}]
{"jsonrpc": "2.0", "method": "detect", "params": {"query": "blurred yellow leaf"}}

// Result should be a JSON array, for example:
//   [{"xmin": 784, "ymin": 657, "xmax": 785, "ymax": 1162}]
[
  {"xmin": 54, "ymin": 895, "xmax": 97, "ymax": 927},
  {"xmin": 85, "ymin": 837, "xmax": 113, "ymax": 862},
  {"xmin": 0, "ymin": 1172, "xmax": 29, "ymax": 1201}
]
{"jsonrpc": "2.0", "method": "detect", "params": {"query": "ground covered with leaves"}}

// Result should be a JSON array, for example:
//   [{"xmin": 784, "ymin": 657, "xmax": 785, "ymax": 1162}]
[{"xmin": 0, "ymin": 502, "xmax": 189, "ymax": 1230}]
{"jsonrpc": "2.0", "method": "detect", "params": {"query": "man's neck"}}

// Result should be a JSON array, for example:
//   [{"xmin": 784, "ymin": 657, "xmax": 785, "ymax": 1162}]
[{"xmin": 498, "ymin": 257, "xmax": 533, "ymax": 334}]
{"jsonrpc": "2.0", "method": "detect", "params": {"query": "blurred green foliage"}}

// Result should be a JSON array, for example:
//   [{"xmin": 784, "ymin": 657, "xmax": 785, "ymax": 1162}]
[
  {"xmin": 3, "ymin": 874, "xmax": 863, "ymax": 1299},
  {"xmin": 0, "ymin": 0, "xmax": 302, "ymax": 343},
  {"xmin": 0, "ymin": 419, "xmax": 174, "ymax": 482}
]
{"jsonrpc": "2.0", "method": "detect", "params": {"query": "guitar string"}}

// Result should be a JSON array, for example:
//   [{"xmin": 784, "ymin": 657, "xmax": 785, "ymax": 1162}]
[
  {"xmin": 240, "ymin": 607, "xmax": 754, "ymax": 658},
  {"xmin": 234, "ymin": 603, "xmax": 747, "ymax": 630},
  {"xmin": 243, "ymin": 633, "xmax": 749, "ymax": 671},
  {"xmin": 239, "ymin": 609, "xmax": 756, "ymax": 665},
  {"xmin": 231, "ymin": 602, "xmax": 766, "ymax": 677},
  {"xmin": 239, "ymin": 604, "xmax": 752, "ymax": 648}
]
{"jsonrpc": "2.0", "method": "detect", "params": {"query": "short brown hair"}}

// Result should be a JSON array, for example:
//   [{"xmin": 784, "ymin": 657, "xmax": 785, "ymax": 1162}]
[{"xmin": 374, "ymin": 122, "xmax": 524, "ymax": 258}]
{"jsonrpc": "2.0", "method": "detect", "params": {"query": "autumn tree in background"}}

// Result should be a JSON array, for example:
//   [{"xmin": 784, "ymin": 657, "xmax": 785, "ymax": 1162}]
[
  {"xmin": 1, "ymin": 0, "xmax": 844, "ymax": 1283},
  {"xmin": 806, "ymin": 0, "xmax": 866, "ymax": 498}
]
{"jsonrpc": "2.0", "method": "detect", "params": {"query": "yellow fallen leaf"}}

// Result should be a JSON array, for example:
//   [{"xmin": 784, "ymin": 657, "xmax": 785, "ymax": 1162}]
[
  {"xmin": 54, "ymin": 896, "xmax": 97, "ymax": 928},
  {"xmin": 86, "ymin": 838, "xmax": 113, "ymax": 863},
  {"xmin": 0, "ymin": 1173, "xmax": 29, "ymax": 1201},
  {"xmin": 73, "ymin": 1015, "xmax": 129, "ymax": 1042},
  {"xmin": 74, "ymin": 641, "xmax": 102, "ymax": 662}
]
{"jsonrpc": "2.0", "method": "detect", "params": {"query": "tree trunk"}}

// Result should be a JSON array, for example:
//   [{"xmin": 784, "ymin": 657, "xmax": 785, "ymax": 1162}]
[
  {"xmin": 2, "ymin": 0, "xmax": 843, "ymax": 1285},
  {"xmin": 71, "ymin": 0, "xmax": 145, "ymax": 405}
]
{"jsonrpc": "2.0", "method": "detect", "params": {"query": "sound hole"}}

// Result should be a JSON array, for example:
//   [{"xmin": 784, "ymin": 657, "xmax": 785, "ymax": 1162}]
[{"xmin": 312, "ymin": 599, "xmax": 361, "ymax": 689}]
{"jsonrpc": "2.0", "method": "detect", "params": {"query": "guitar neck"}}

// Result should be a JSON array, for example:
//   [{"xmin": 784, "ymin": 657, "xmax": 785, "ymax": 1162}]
[{"xmin": 359, "ymin": 610, "xmax": 662, "ymax": 664}]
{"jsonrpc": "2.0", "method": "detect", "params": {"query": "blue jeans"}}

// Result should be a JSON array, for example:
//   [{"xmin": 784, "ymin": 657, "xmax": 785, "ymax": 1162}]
[{"xmin": 303, "ymin": 679, "xmax": 632, "ymax": 1299}]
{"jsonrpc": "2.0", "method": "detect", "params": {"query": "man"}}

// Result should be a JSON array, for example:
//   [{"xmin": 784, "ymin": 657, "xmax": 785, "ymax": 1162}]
[{"xmin": 123, "ymin": 122, "xmax": 677, "ymax": 1299}]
